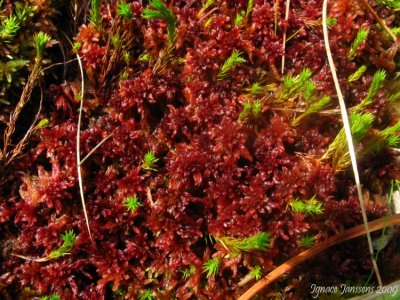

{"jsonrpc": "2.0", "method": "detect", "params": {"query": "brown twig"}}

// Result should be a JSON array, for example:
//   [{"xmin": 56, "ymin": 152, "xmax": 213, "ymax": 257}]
[
  {"xmin": 238, "ymin": 214, "xmax": 400, "ymax": 300},
  {"xmin": 360, "ymin": 0, "xmax": 398, "ymax": 44},
  {"xmin": 79, "ymin": 132, "xmax": 113, "ymax": 165}
]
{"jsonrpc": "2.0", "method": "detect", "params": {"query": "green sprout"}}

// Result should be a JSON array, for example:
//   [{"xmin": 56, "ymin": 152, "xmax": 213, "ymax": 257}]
[
  {"xmin": 302, "ymin": 81, "xmax": 315, "ymax": 102},
  {"xmin": 124, "ymin": 195, "xmax": 142, "ymax": 212},
  {"xmin": 48, "ymin": 230, "xmax": 76, "ymax": 259},
  {"xmin": 181, "ymin": 265, "xmax": 196, "ymax": 279},
  {"xmin": 15, "ymin": 2, "xmax": 38, "ymax": 23},
  {"xmin": 120, "ymin": 70, "xmax": 129, "ymax": 80},
  {"xmin": 215, "ymin": 232, "xmax": 271, "ymax": 253},
  {"xmin": 252, "ymin": 100, "xmax": 262, "ymax": 118},
  {"xmin": 239, "ymin": 101, "xmax": 252, "ymax": 121},
  {"xmin": 198, "ymin": 0, "xmax": 215, "ymax": 17},
  {"xmin": 217, "ymin": 50, "xmax": 246, "ymax": 80},
  {"xmin": 112, "ymin": 34, "xmax": 120, "ymax": 48},
  {"xmin": 281, "ymin": 68, "xmax": 313, "ymax": 100},
  {"xmin": 375, "ymin": 0, "xmax": 400, "ymax": 10},
  {"xmin": 35, "ymin": 118, "xmax": 49, "ymax": 129},
  {"xmin": 0, "ymin": 59, "xmax": 29, "ymax": 84},
  {"xmin": 123, "ymin": 51, "xmax": 130, "ymax": 65},
  {"xmin": 351, "ymin": 70, "xmax": 386, "ymax": 112},
  {"xmin": 348, "ymin": 65, "xmax": 367, "ymax": 83},
  {"xmin": 90, "ymin": 0, "xmax": 102, "ymax": 27},
  {"xmin": 0, "ymin": 15, "xmax": 20, "ymax": 42},
  {"xmin": 142, "ymin": 151, "xmax": 159, "ymax": 171},
  {"xmin": 288, "ymin": 196, "xmax": 324, "ymax": 215},
  {"xmin": 139, "ymin": 289, "xmax": 155, "ymax": 300},
  {"xmin": 250, "ymin": 265, "xmax": 262, "ymax": 280},
  {"xmin": 249, "ymin": 82, "xmax": 263, "ymax": 95},
  {"xmin": 117, "ymin": 1, "xmax": 133, "ymax": 20},
  {"xmin": 143, "ymin": 0, "xmax": 177, "ymax": 49},
  {"xmin": 326, "ymin": 17, "xmax": 337, "ymax": 27},
  {"xmin": 72, "ymin": 41, "xmax": 81, "ymax": 53},
  {"xmin": 348, "ymin": 28, "xmax": 369, "ymax": 60},
  {"xmin": 39, "ymin": 294, "xmax": 60, "ymax": 300},
  {"xmin": 204, "ymin": 16, "xmax": 213, "ymax": 28},
  {"xmin": 299, "ymin": 235, "xmax": 315, "ymax": 248},
  {"xmin": 239, "ymin": 100, "xmax": 263, "ymax": 121},
  {"xmin": 292, "ymin": 95, "xmax": 330, "ymax": 126},
  {"xmin": 323, "ymin": 112, "xmax": 375, "ymax": 170},
  {"xmin": 371, "ymin": 121, "xmax": 400, "ymax": 151},
  {"xmin": 246, "ymin": 0, "xmax": 254, "ymax": 20},
  {"xmin": 139, "ymin": 52, "xmax": 150, "ymax": 62},
  {"xmin": 244, "ymin": 82, "xmax": 277, "ymax": 96},
  {"xmin": 234, "ymin": 10, "xmax": 245, "ymax": 27},
  {"xmin": 202, "ymin": 257, "xmax": 220, "ymax": 277},
  {"xmin": 34, "ymin": 32, "xmax": 51, "ymax": 60},
  {"xmin": 389, "ymin": 89, "xmax": 400, "ymax": 103}
]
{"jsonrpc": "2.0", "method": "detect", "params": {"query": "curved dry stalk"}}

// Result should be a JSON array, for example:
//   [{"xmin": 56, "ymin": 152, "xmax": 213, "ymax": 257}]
[
  {"xmin": 79, "ymin": 132, "xmax": 113, "ymax": 165},
  {"xmin": 321, "ymin": 0, "xmax": 381, "ymax": 285},
  {"xmin": 76, "ymin": 53, "xmax": 93, "ymax": 241},
  {"xmin": 280, "ymin": 0, "xmax": 291, "ymax": 74},
  {"xmin": 238, "ymin": 214, "xmax": 400, "ymax": 300},
  {"xmin": 11, "ymin": 252, "xmax": 51, "ymax": 262}
]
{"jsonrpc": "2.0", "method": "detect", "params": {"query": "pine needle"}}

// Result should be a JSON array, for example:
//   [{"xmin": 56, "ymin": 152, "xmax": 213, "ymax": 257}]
[
  {"xmin": 348, "ymin": 65, "xmax": 367, "ymax": 83},
  {"xmin": 322, "ymin": 0, "xmax": 382, "ymax": 286},
  {"xmin": 217, "ymin": 50, "xmax": 246, "ymax": 80}
]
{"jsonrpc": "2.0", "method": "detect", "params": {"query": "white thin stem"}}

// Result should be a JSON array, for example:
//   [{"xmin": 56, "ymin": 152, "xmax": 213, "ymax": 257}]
[
  {"xmin": 322, "ymin": 0, "xmax": 382, "ymax": 285},
  {"xmin": 76, "ymin": 53, "xmax": 93, "ymax": 241},
  {"xmin": 80, "ymin": 133, "xmax": 113, "ymax": 165},
  {"xmin": 281, "ymin": 0, "xmax": 291, "ymax": 74}
]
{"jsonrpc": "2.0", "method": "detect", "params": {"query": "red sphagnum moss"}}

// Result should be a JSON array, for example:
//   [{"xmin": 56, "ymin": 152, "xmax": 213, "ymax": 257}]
[{"xmin": 0, "ymin": 0, "xmax": 399, "ymax": 299}]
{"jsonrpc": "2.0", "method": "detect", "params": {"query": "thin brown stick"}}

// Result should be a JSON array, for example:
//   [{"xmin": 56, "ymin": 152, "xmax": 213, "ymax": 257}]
[
  {"xmin": 79, "ymin": 133, "xmax": 113, "ymax": 165},
  {"xmin": 238, "ymin": 214, "xmax": 400, "ymax": 300},
  {"xmin": 322, "ymin": 0, "xmax": 382, "ymax": 286},
  {"xmin": 360, "ymin": 0, "xmax": 397, "ymax": 44}
]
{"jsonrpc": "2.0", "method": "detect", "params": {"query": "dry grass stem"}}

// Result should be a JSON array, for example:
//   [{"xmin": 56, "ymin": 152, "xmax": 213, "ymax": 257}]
[{"xmin": 321, "ymin": 0, "xmax": 382, "ymax": 286}]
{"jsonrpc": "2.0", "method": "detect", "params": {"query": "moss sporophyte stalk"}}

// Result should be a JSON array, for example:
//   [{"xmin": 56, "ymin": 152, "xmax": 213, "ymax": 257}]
[{"xmin": 1, "ymin": 0, "xmax": 400, "ymax": 298}]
